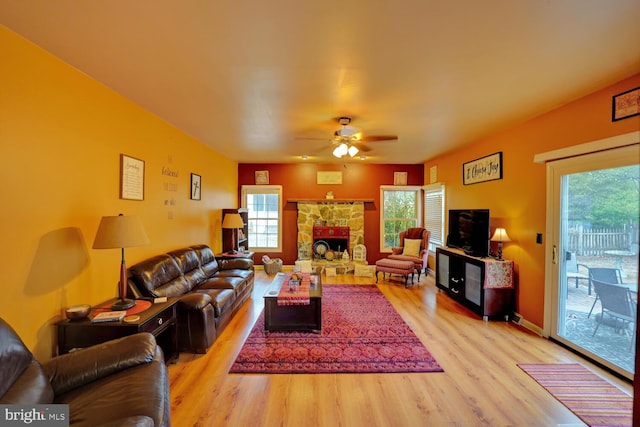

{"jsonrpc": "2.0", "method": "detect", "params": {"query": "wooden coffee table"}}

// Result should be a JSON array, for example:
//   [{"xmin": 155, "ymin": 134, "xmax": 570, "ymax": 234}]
[{"xmin": 263, "ymin": 273, "xmax": 322, "ymax": 332}]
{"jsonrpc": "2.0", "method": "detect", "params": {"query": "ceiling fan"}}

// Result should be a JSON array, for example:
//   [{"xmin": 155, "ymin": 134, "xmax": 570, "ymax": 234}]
[
  {"xmin": 332, "ymin": 116, "xmax": 398, "ymax": 143},
  {"xmin": 299, "ymin": 116, "xmax": 398, "ymax": 158}
]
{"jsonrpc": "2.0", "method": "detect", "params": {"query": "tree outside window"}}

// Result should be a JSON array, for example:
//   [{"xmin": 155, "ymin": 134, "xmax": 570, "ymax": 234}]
[{"xmin": 380, "ymin": 186, "xmax": 422, "ymax": 251}]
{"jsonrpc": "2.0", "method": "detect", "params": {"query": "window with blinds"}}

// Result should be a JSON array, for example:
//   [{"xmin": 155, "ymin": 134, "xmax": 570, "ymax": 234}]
[{"xmin": 424, "ymin": 183, "xmax": 445, "ymax": 252}]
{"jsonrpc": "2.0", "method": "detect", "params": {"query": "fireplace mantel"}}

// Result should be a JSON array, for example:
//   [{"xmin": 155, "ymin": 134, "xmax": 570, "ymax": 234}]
[{"xmin": 288, "ymin": 199, "xmax": 374, "ymax": 204}]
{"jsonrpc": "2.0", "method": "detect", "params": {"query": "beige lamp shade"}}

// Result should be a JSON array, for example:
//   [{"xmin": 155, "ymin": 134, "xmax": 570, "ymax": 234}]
[
  {"xmin": 490, "ymin": 228, "xmax": 511, "ymax": 243},
  {"xmin": 222, "ymin": 213, "xmax": 244, "ymax": 229},
  {"xmin": 93, "ymin": 214, "xmax": 150, "ymax": 249},
  {"xmin": 490, "ymin": 227, "xmax": 510, "ymax": 261},
  {"xmin": 92, "ymin": 214, "xmax": 149, "ymax": 310}
]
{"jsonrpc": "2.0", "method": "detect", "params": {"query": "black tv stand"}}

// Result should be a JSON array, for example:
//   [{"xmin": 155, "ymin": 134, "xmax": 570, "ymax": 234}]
[{"xmin": 436, "ymin": 247, "xmax": 514, "ymax": 320}]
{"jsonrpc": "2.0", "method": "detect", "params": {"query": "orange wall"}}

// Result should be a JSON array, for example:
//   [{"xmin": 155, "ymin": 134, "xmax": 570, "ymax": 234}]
[
  {"xmin": 238, "ymin": 163, "xmax": 424, "ymax": 264},
  {"xmin": 0, "ymin": 26, "xmax": 238, "ymax": 360},
  {"xmin": 425, "ymin": 73, "xmax": 640, "ymax": 327}
]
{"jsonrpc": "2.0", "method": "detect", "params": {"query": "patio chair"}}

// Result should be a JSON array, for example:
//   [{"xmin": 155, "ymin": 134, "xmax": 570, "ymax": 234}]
[
  {"xmin": 565, "ymin": 251, "xmax": 589, "ymax": 292},
  {"xmin": 587, "ymin": 267, "xmax": 623, "ymax": 318},
  {"xmin": 591, "ymin": 279, "xmax": 637, "ymax": 349}
]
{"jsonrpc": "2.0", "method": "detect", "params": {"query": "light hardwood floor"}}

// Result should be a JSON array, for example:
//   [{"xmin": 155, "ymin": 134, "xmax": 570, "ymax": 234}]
[{"xmin": 168, "ymin": 270, "xmax": 633, "ymax": 426}]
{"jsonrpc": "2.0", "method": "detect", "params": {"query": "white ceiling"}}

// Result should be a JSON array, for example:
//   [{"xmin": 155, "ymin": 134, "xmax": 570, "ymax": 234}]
[{"xmin": 2, "ymin": 1, "xmax": 639, "ymax": 164}]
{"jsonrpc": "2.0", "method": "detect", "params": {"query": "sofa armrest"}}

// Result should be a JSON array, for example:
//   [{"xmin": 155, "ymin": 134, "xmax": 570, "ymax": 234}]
[
  {"xmin": 98, "ymin": 416, "xmax": 154, "ymax": 427},
  {"xmin": 220, "ymin": 258, "xmax": 254, "ymax": 270},
  {"xmin": 178, "ymin": 293, "xmax": 212, "ymax": 310},
  {"xmin": 43, "ymin": 333, "xmax": 158, "ymax": 396},
  {"xmin": 391, "ymin": 247, "xmax": 403, "ymax": 255}
]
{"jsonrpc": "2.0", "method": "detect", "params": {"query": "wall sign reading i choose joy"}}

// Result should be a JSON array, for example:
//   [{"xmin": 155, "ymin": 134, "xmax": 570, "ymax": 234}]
[{"xmin": 463, "ymin": 152, "xmax": 503, "ymax": 185}]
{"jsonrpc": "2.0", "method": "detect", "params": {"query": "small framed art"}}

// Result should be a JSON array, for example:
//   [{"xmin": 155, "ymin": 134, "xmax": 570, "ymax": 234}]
[
  {"xmin": 394, "ymin": 172, "xmax": 408, "ymax": 186},
  {"xmin": 190, "ymin": 173, "xmax": 201, "ymax": 200},
  {"xmin": 612, "ymin": 87, "xmax": 639, "ymax": 121},
  {"xmin": 120, "ymin": 154, "xmax": 145, "ymax": 200},
  {"xmin": 255, "ymin": 170, "xmax": 269, "ymax": 185}
]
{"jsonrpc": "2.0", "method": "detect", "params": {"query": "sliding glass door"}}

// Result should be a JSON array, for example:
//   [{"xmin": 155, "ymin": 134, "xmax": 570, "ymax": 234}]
[{"xmin": 547, "ymin": 144, "xmax": 639, "ymax": 380}]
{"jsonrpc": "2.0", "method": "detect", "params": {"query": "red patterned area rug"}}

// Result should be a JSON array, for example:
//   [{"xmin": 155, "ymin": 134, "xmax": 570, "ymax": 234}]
[
  {"xmin": 230, "ymin": 285, "xmax": 443, "ymax": 374},
  {"xmin": 518, "ymin": 363, "xmax": 632, "ymax": 427}
]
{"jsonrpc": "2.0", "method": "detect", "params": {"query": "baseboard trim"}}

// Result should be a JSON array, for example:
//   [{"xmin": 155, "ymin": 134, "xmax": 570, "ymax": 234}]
[{"xmin": 519, "ymin": 317, "xmax": 543, "ymax": 336}]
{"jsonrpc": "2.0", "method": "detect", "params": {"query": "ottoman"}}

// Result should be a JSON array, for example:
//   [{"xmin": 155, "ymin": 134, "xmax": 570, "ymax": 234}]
[{"xmin": 375, "ymin": 258, "xmax": 415, "ymax": 287}]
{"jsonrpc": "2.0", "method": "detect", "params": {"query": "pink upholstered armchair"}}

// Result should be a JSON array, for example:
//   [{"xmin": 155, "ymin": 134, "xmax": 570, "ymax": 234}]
[{"xmin": 389, "ymin": 228, "xmax": 430, "ymax": 281}]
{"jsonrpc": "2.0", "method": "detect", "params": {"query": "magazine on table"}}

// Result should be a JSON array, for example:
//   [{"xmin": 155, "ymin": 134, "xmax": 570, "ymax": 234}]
[{"xmin": 91, "ymin": 311, "xmax": 126, "ymax": 323}]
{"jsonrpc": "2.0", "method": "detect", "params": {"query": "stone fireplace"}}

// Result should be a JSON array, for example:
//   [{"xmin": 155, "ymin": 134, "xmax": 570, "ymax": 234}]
[{"xmin": 296, "ymin": 202, "xmax": 364, "ymax": 260}]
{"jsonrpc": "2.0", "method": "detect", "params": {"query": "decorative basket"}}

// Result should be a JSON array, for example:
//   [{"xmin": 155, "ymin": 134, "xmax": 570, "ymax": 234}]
[{"xmin": 262, "ymin": 256, "xmax": 283, "ymax": 275}]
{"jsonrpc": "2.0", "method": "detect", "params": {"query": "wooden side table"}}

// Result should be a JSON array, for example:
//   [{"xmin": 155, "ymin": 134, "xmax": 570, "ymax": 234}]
[{"xmin": 57, "ymin": 298, "xmax": 179, "ymax": 364}]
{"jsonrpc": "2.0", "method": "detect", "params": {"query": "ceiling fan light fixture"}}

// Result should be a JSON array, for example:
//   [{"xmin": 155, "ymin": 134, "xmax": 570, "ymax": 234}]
[
  {"xmin": 333, "ymin": 143, "xmax": 349, "ymax": 158},
  {"xmin": 348, "ymin": 145, "xmax": 359, "ymax": 157}
]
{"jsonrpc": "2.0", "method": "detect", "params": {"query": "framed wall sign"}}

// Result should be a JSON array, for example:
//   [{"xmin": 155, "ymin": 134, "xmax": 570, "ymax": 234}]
[
  {"xmin": 393, "ymin": 172, "xmax": 408, "ymax": 186},
  {"xmin": 612, "ymin": 87, "xmax": 639, "ymax": 121},
  {"xmin": 317, "ymin": 171, "xmax": 342, "ymax": 184},
  {"xmin": 190, "ymin": 173, "xmax": 201, "ymax": 200},
  {"xmin": 463, "ymin": 152, "xmax": 503, "ymax": 185},
  {"xmin": 255, "ymin": 170, "xmax": 269, "ymax": 185},
  {"xmin": 120, "ymin": 154, "xmax": 145, "ymax": 200}
]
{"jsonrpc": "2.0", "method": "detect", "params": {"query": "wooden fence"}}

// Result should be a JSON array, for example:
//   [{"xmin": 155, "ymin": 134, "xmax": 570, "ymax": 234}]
[{"xmin": 567, "ymin": 224, "xmax": 639, "ymax": 256}]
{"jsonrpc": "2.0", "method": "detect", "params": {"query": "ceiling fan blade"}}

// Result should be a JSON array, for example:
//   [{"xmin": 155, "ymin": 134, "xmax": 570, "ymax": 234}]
[
  {"xmin": 295, "ymin": 135, "xmax": 332, "ymax": 141},
  {"xmin": 359, "ymin": 135, "xmax": 398, "ymax": 142}
]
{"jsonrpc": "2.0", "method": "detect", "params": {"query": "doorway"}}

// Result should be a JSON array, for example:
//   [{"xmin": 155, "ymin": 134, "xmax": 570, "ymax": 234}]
[{"xmin": 545, "ymin": 143, "xmax": 639, "ymax": 380}]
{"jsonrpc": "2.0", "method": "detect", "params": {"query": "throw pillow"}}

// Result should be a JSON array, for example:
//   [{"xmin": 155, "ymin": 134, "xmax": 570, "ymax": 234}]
[{"xmin": 402, "ymin": 239, "xmax": 422, "ymax": 257}]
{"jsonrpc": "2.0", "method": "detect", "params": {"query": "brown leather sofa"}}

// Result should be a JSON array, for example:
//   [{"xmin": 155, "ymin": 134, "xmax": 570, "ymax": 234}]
[
  {"xmin": 127, "ymin": 244, "xmax": 254, "ymax": 354},
  {"xmin": 0, "ymin": 318, "xmax": 170, "ymax": 427}
]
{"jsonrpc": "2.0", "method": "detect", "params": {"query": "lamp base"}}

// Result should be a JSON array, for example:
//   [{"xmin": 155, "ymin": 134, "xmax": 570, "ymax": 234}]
[{"xmin": 111, "ymin": 298, "xmax": 136, "ymax": 311}]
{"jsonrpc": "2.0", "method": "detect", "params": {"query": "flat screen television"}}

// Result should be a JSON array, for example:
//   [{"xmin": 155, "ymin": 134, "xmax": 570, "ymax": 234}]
[{"xmin": 447, "ymin": 209, "xmax": 491, "ymax": 257}]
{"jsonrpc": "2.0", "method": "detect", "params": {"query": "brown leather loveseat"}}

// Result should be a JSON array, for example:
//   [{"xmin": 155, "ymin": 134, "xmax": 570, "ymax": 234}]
[
  {"xmin": 0, "ymin": 318, "xmax": 170, "ymax": 427},
  {"xmin": 127, "ymin": 244, "xmax": 254, "ymax": 354}
]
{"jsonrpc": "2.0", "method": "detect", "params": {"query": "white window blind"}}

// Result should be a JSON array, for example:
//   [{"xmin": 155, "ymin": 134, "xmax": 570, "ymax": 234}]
[{"xmin": 424, "ymin": 183, "xmax": 445, "ymax": 251}]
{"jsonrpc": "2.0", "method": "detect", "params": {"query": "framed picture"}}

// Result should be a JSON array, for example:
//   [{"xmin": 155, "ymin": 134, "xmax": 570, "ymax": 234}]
[
  {"xmin": 394, "ymin": 172, "xmax": 408, "ymax": 186},
  {"xmin": 120, "ymin": 154, "xmax": 145, "ymax": 200},
  {"xmin": 612, "ymin": 87, "xmax": 639, "ymax": 121},
  {"xmin": 463, "ymin": 152, "xmax": 503, "ymax": 185},
  {"xmin": 255, "ymin": 170, "xmax": 269, "ymax": 185},
  {"xmin": 190, "ymin": 173, "xmax": 201, "ymax": 200},
  {"xmin": 317, "ymin": 171, "xmax": 342, "ymax": 184}
]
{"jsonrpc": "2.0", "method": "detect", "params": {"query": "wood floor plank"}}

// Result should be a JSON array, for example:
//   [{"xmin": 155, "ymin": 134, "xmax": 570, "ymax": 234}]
[{"xmin": 167, "ymin": 270, "xmax": 632, "ymax": 426}]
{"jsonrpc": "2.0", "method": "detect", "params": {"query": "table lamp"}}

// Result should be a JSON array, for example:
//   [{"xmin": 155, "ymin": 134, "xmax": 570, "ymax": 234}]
[
  {"xmin": 93, "ymin": 214, "xmax": 150, "ymax": 310},
  {"xmin": 490, "ymin": 227, "xmax": 511, "ymax": 261},
  {"xmin": 222, "ymin": 213, "xmax": 244, "ymax": 254}
]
